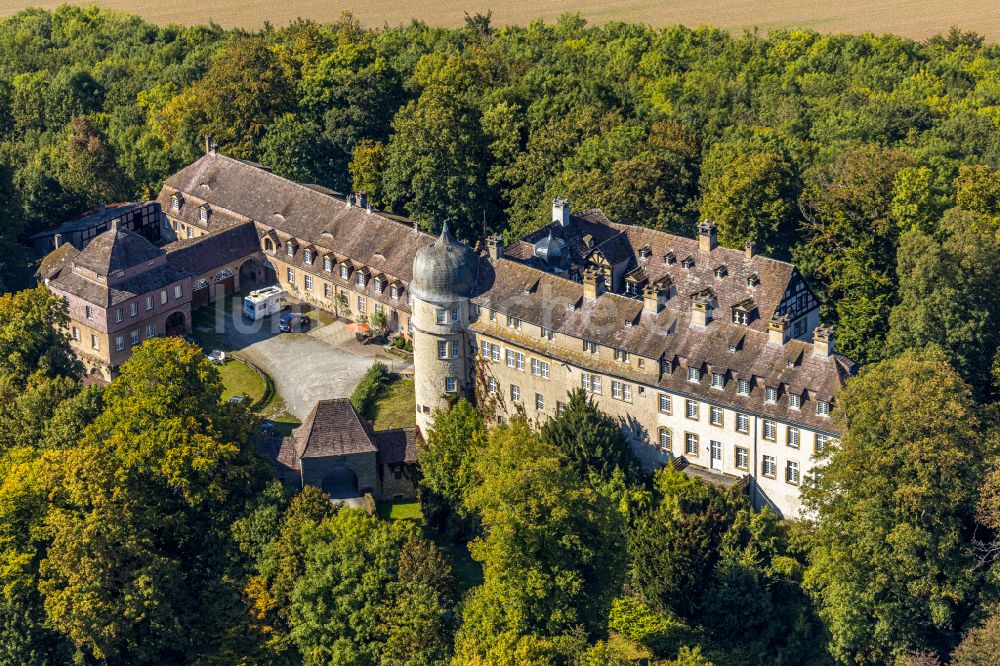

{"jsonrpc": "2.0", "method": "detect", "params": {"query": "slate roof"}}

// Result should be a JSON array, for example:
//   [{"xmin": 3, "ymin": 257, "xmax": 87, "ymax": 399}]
[
  {"xmin": 165, "ymin": 221, "xmax": 261, "ymax": 277},
  {"xmin": 161, "ymin": 154, "xmax": 433, "ymax": 284},
  {"xmin": 293, "ymin": 399, "xmax": 379, "ymax": 458},
  {"xmin": 36, "ymin": 243, "xmax": 80, "ymax": 281},
  {"xmin": 612, "ymin": 224, "xmax": 796, "ymax": 332},
  {"xmin": 72, "ymin": 226, "xmax": 163, "ymax": 275},
  {"xmin": 49, "ymin": 263, "xmax": 189, "ymax": 306},
  {"xmin": 471, "ymin": 259, "xmax": 854, "ymax": 434},
  {"xmin": 374, "ymin": 428, "xmax": 419, "ymax": 465}
]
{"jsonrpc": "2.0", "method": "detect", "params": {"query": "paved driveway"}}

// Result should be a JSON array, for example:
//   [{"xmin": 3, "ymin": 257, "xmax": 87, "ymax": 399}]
[{"xmin": 195, "ymin": 298, "xmax": 411, "ymax": 420}]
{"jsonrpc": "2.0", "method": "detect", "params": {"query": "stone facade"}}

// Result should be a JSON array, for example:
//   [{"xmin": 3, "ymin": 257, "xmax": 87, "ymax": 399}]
[{"xmin": 273, "ymin": 399, "xmax": 419, "ymax": 501}]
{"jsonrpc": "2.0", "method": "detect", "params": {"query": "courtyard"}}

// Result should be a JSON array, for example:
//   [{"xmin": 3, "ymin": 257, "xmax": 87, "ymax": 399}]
[{"xmin": 191, "ymin": 294, "xmax": 413, "ymax": 420}]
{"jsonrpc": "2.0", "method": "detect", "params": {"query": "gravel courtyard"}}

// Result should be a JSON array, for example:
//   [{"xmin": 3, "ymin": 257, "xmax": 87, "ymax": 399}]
[{"xmin": 195, "ymin": 298, "xmax": 412, "ymax": 420}]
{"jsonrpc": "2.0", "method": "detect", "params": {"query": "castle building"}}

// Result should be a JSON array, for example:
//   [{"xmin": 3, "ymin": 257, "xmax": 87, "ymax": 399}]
[
  {"xmin": 409, "ymin": 204, "xmax": 854, "ymax": 518},
  {"xmin": 39, "ymin": 150, "xmax": 854, "ymax": 517},
  {"xmin": 39, "ymin": 221, "xmax": 193, "ymax": 377}
]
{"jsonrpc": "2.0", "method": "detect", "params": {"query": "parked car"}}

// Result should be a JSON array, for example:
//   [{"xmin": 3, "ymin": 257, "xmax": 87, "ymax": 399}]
[
  {"xmin": 207, "ymin": 350, "xmax": 226, "ymax": 364},
  {"xmin": 279, "ymin": 313, "xmax": 311, "ymax": 333},
  {"xmin": 228, "ymin": 395, "xmax": 247, "ymax": 405},
  {"xmin": 258, "ymin": 420, "xmax": 276, "ymax": 434}
]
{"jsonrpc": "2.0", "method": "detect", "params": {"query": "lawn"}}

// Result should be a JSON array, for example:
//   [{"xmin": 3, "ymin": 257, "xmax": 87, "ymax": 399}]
[
  {"xmin": 371, "ymin": 377, "xmax": 416, "ymax": 431},
  {"xmin": 377, "ymin": 500, "xmax": 484, "ymax": 592},
  {"xmin": 218, "ymin": 358, "xmax": 267, "ymax": 403}
]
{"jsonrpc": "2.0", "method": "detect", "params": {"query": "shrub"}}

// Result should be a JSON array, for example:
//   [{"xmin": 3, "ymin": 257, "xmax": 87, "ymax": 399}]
[{"xmin": 350, "ymin": 361, "xmax": 390, "ymax": 418}]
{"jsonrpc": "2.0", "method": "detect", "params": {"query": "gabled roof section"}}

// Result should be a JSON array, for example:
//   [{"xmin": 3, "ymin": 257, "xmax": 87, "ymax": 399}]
[
  {"xmin": 165, "ymin": 222, "xmax": 261, "ymax": 277},
  {"xmin": 73, "ymin": 226, "xmax": 163, "ymax": 275},
  {"xmin": 293, "ymin": 399, "xmax": 378, "ymax": 458},
  {"xmin": 161, "ymin": 153, "xmax": 433, "ymax": 283}
]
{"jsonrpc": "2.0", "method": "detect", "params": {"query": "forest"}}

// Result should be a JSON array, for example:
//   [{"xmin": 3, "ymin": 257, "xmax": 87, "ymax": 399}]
[{"xmin": 2, "ymin": 5, "xmax": 1000, "ymax": 665}]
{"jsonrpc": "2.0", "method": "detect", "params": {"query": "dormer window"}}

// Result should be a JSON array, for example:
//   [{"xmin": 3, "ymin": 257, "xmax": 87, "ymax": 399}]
[
  {"xmin": 687, "ymin": 367, "xmax": 700, "ymax": 383},
  {"xmin": 789, "ymin": 393, "xmax": 802, "ymax": 410},
  {"xmin": 711, "ymin": 372, "xmax": 724, "ymax": 389},
  {"xmin": 817, "ymin": 400, "xmax": 830, "ymax": 416},
  {"xmin": 738, "ymin": 378, "xmax": 751, "ymax": 396},
  {"xmin": 639, "ymin": 245, "xmax": 652, "ymax": 259},
  {"xmin": 356, "ymin": 272, "xmax": 366, "ymax": 287},
  {"xmin": 303, "ymin": 249, "xmax": 314, "ymax": 265},
  {"xmin": 664, "ymin": 251, "xmax": 676, "ymax": 265},
  {"xmin": 286, "ymin": 241, "xmax": 297, "ymax": 258},
  {"xmin": 681, "ymin": 256, "xmax": 694, "ymax": 269},
  {"xmin": 199, "ymin": 205, "xmax": 210, "ymax": 223},
  {"xmin": 765, "ymin": 386, "xmax": 778, "ymax": 404},
  {"xmin": 747, "ymin": 272, "xmax": 760, "ymax": 287},
  {"xmin": 731, "ymin": 298, "xmax": 756, "ymax": 326},
  {"xmin": 323, "ymin": 255, "xmax": 333, "ymax": 272},
  {"xmin": 340, "ymin": 264, "xmax": 350, "ymax": 280},
  {"xmin": 373, "ymin": 278, "xmax": 383, "ymax": 294},
  {"xmin": 714, "ymin": 265, "xmax": 728, "ymax": 278},
  {"xmin": 171, "ymin": 193, "xmax": 182, "ymax": 211},
  {"xmin": 390, "ymin": 285, "xmax": 399, "ymax": 299}
]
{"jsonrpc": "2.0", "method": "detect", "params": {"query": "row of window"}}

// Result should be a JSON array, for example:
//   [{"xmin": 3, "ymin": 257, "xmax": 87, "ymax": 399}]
[
  {"xmin": 485, "ymin": 379, "xmax": 549, "ymax": 412},
  {"xmin": 285, "ymin": 269, "xmax": 398, "ymax": 325},
  {"xmin": 86, "ymin": 285, "xmax": 185, "ymax": 323},
  {"xmin": 480, "ymin": 342, "xmax": 552, "ymax": 379},
  {"xmin": 684, "ymin": 366, "xmax": 829, "ymax": 415},
  {"xmin": 658, "ymin": 431, "xmax": 801, "ymax": 484},
  {"xmin": 278, "ymin": 245, "xmax": 405, "ymax": 301},
  {"xmin": 114, "ymin": 324, "xmax": 158, "ymax": 351},
  {"xmin": 480, "ymin": 305, "xmax": 829, "ymax": 416}
]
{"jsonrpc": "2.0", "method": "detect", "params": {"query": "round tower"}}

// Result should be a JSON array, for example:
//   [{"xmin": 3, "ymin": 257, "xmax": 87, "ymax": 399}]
[{"xmin": 409, "ymin": 222, "xmax": 479, "ymax": 435}]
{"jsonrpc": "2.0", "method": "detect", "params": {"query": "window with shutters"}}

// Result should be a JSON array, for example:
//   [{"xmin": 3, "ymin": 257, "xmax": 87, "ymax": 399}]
[
  {"xmin": 658, "ymin": 428, "xmax": 671, "ymax": 452},
  {"xmin": 735, "ymin": 447, "xmax": 749, "ymax": 470},
  {"xmin": 685, "ymin": 433, "xmax": 699, "ymax": 456},
  {"xmin": 686, "ymin": 399, "xmax": 699, "ymax": 420}
]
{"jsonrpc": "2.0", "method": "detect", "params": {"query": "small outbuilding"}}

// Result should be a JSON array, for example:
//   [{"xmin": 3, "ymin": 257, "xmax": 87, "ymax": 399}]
[{"xmin": 271, "ymin": 398, "xmax": 418, "ymax": 501}]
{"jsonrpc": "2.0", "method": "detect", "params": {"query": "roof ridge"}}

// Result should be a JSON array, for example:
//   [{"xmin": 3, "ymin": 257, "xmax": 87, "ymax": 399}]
[{"xmin": 210, "ymin": 153, "xmax": 430, "ymax": 240}]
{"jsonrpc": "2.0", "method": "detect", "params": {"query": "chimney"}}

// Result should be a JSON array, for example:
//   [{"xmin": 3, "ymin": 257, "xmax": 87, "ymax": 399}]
[
  {"xmin": 813, "ymin": 326, "xmax": 834, "ymax": 357},
  {"xmin": 583, "ymin": 268, "xmax": 603, "ymax": 299},
  {"xmin": 210, "ymin": 143, "xmax": 219, "ymax": 155},
  {"xmin": 698, "ymin": 221, "xmax": 717, "ymax": 253},
  {"xmin": 205, "ymin": 135, "xmax": 211, "ymax": 154},
  {"xmin": 552, "ymin": 197, "xmax": 570, "ymax": 227},
  {"xmin": 487, "ymin": 233, "xmax": 504, "ymax": 261},
  {"xmin": 53, "ymin": 233, "xmax": 62, "ymax": 249},
  {"xmin": 366, "ymin": 204, "xmax": 372, "ymax": 215},
  {"xmin": 691, "ymin": 293, "xmax": 713, "ymax": 327},
  {"xmin": 643, "ymin": 283, "xmax": 665, "ymax": 315},
  {"xmin": 744, "ymin": 240, "xmax": 756, "ymax": 259},
  {"xmin": 768, "ymin": 314, "xmax": 791, "ymax": 346}
]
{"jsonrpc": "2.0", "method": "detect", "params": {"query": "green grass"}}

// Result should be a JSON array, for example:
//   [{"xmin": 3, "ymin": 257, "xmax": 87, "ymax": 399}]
[
  {"xmin": 377, "ymin": 500, "xmax": 484, "ymax": 592},
  {"xmin": 376, "ymin": 500, "xmax": 424, "ymax": 521},
  {"xmin": 218, "ymin": 358, "xmax": 267, "ymax": 403},
  {"xmin": 371, "ymin": 377, "xmax": 416, "ymax": 431}
]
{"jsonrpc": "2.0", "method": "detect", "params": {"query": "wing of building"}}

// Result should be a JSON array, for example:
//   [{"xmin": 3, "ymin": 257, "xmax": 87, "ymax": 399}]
[{"xmin": 38, "ymin": 149, "xmax": 856, "ymax": 518}]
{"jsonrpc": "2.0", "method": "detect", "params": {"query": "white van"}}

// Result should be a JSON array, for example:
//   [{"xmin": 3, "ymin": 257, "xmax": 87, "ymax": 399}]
[{"xmin": 243, "ymin": 286, "xmax": 286, "ymax": 321}]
